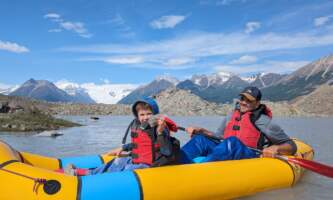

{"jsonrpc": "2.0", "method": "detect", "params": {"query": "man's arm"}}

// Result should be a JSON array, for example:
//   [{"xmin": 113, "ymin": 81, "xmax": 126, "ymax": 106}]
[
  {"xmin": 185, "ymin": 114, "xmax": 231, "ymax": 139},
  {"xmin": 255, "ymin": 115, "xmax": 297, "ymax": 157}
]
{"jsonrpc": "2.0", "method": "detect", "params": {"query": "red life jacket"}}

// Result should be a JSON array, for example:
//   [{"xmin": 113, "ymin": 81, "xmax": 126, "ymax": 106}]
[
  {"xmin": 130, "ymin": 124, "xmax": 161, "ymax": 165},
  {"xmin": 122, "ymin": 119, "xmax": 180, "ymax": 166},
  {"xmin": 223, "ymin": 104, "xmax": 272, "ymax": 148}
]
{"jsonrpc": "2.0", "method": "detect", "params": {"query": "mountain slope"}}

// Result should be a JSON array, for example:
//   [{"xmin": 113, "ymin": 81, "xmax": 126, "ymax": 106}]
[
  {"xmin": 263, "ymin": 55, "xmax": 333, "ymax": 101},
  {"xmin": 249, "ymin": 73, "xmax": 285, "ymax": 88},
  {"xmin": 10, "ymin": 79, "xmax": 75, "ymax": 102},
  {"xmin": 156, "ymin": 88, "xmax": 231, "ymax": 116},
  {"xmin": 178, "ymin": 75, "xmax": 250, "ymax": 104},
  {"xmin": 118, "ymin": 78, "xmax": 176, "ymax": 104},
  {"xmin": 292, "ymin": 84, "xmax": 333, "ymax": 116}
]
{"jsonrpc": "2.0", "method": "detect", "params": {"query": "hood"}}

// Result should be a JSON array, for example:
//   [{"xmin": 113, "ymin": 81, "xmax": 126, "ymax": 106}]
[{"xmin": 132, "ymin": 97, "xmax": 159, "ymax": 117}]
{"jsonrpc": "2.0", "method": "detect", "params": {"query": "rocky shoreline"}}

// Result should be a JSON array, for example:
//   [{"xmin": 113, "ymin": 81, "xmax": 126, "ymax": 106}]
[
  {"xmin": 0, "ymin": 112, "xmax": 80, "ymax": 132},
  {"xmin": 0, "ymin": 95, "xmax": 80, "ymax": 132}
]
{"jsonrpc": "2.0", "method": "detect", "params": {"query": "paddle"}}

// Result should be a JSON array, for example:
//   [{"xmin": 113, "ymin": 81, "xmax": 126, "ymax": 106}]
[{"xmin": 174, "ymin": 124, "xmax": 333, "ymax": 178}]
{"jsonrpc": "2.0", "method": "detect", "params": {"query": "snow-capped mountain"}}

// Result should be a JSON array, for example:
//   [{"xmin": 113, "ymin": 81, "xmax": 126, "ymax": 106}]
[
  {"xmin": 10, "ymin": 79, "xmax": 75, "ymax": 102},
  {"xmin": 118, "ymin": 76, "xmax": 177, "ymax": 104},
  {"xmin": 56, "ymin": 80, "xmax": 137, "ymax": 104},
  {"xmin": 0, "ymin": 83, "xmax": 19, "ymax": 95},
  {"xmin": 155, "ymin": 75, "xmax": 179, "ymax": 85},
  {"xmin": 55, "ymin": 81, "xmax": 95, "ymax": 104},
  {"xmin": 241, "ymin": 73, "xmax": 285, "ymax": 88},
  {"xmin": 241, "ymin": 74, "xmax": 258, "ymax": 83},
  {"xmin": 190, "ymin": 71, "xmax": 233, "ymax": 88},
  {"xmin": 262, "ymin": 54, "xmax": 333, "ymax": 101}
]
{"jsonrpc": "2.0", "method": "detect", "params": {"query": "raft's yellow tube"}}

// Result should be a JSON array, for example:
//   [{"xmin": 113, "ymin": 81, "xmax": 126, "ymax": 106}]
[
  {"xmin": 0, "ymin": 139, "xmax": 314, "ymax": 200},
  {"xmin": 0, "ymin": 141, "xmax": 79, "ymax": 200},
  {"xmin": 20, "ymin": 151, "xmax": 60, "ymax": 170},
  {"xmin": 135, "ymin": 138, "xmax": 314, "ymax": 200}
]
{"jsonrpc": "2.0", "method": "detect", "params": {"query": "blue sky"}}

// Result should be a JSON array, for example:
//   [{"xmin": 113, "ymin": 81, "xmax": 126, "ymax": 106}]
[{"xmin": 1, "ymin": 0, "xmax": 333, "ymax": 85}]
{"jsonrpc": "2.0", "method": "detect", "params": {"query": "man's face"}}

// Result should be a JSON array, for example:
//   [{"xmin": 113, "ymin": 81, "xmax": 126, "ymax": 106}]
[
  {"xmin": 239, "ymin": 95, "xmax": 259, "ymax": 113},
  {"xmin": 137, "ymin": 109, "xmax": 153, "ymax": 123}
]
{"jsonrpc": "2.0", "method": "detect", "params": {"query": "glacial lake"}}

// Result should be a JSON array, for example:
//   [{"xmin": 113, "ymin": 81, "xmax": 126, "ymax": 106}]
[{"xmin": 0, "ymin": 116, "xmax": 332, "ymax": 199}]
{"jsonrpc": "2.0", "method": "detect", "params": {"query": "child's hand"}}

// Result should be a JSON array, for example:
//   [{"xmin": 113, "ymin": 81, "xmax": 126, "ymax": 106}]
[
  {"xmin": 107, "ymin": 147, "xmax": 123, "ymax": 156},
  {"xmin": 156, "ymin": 117, "xmax": 167, "ymax": 135}
]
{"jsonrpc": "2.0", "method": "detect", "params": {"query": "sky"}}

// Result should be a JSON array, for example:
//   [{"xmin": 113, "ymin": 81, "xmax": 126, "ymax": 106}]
[{"xmin": 1, "ymin": 0, "xmax": 333, "ymax": 87}]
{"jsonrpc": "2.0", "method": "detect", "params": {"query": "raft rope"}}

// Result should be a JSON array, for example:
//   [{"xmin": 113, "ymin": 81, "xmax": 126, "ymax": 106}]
[
  {"xmin": 0, "ymin": 166, "xmax": 47, "ymax": 193},
  {"xmin": 0, "ymin": 160, "xmax": 61, "ymax": 195}
]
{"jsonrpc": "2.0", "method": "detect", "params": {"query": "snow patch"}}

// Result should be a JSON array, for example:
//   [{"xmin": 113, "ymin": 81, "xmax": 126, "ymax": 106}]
[{"xmin": 56, "ymin": 80, "xmax": 138, "ymax": 104}]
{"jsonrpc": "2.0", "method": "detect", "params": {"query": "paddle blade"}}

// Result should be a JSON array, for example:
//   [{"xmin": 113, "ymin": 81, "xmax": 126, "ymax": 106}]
[{"xmin": 288, "ymin": 157, "xmax": 333, "ymax": 178}]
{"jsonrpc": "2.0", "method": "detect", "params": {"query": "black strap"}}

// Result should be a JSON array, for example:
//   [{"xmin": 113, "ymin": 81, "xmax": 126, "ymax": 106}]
[
  {"xmin": 249, "ymin": 104, "xmax": 272, "ymax": 149},
  {"xmin": 122, "ymin": 119, "xmax": 136, "ymax": 144},
  {"xmin": 102, "ymin": 159, "xmax": 115, "ymax": 173},
  {"xmin": 0, "ymin": 160, "xmax": 19, "ymax": 168}
]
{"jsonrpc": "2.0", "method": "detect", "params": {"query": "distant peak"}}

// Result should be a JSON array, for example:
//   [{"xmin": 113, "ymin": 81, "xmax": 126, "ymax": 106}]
[
  {"xmin": 25, "ymin": 78, "xmax": 37, "ymax": 84},
  {"xmin": 155, "ymin": 75, "xmax": 179, "ymax": 84},
  {"xmin": 216, "ymin": 71, "xmax": 233, "ymax": 77}
]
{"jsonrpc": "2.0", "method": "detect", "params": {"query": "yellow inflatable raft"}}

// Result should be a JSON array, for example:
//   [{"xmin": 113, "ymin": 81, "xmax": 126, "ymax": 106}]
[{"xmin": 0, "ymin": 139, "xmax": 313, "ymax": 200}]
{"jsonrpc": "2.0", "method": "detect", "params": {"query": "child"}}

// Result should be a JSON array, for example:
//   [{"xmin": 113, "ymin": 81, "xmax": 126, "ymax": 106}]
[{"xmin": 65, "ymin": 97, "xmax": 180, "ymax": 175}]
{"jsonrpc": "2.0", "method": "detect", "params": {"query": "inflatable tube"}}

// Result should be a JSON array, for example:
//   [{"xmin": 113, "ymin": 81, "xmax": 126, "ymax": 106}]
[{"xmin": 0, "ymin": 139, "xmax": 313, "ymax": 200}]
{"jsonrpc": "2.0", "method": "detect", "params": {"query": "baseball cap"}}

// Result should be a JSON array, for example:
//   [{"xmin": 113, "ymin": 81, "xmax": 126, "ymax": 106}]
[{"xmin": 239, "ymin": 86, "xmax": 262, "ymax": 101}]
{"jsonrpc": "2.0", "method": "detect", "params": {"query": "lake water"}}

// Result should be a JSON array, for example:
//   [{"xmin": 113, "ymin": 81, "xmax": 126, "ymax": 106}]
[{"xmin": 0, "ymin": 116, "xmax": 332, "ymax": 199}]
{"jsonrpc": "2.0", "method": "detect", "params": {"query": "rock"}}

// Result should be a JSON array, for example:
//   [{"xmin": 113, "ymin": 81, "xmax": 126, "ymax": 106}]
[{"xmin": 36, "ymin": 130, "xmax": 63, "ymax": 137}]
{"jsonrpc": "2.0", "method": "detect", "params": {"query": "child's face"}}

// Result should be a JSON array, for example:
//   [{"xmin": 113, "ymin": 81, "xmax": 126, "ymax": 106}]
[{"xmin": 137, "ymin": 109, "xmax": 153, "ymax": 123}]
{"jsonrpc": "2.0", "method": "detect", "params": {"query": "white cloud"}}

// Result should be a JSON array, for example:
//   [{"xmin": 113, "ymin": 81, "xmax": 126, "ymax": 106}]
[
  {"xmin": 104, "ymin": 56, "xmax": 144, "ymax": 64},
  {"xmin": 106, "ymin": 14, "xmax": 135, "ymax": 38},
  {"xmin": 44, "ymin": 12, "xmax": 92, "ymax": 38},
  {"xmin": 215, "ymin": 60, "xmax": 309, "ymax": 75},
  {"xmin": 60, "ymin": 22, "xmax": 92, "ymax": 38},
  {"xmin": 48, "ymin": 29, "xmax": 62, "ymax": 33},
  {"xmin": 60, "ymin": 26, "xmax": 333, "ymax": 70},
  {"xmin": 0, "ymin": 40, "xmax": 29, "ymax": 53},
  {"xmin": 200, "ymin": 0, "xmax": 247, "ymax": 6},
  {"xmin": 150, "ymin": 15, "xmax": 186, "ymax": 29},
  {"xmin": 44, "ymin": 13, "xmax": 61, "ymax": 19},
  {"xmin": 230, "ymin": 55, "xmax": 257, "ymax": 64},
  {"xmin": 163, "ymin": 57, "xmax": 195, "ymax": 66},
  {"xmin": 216, "ymin": 0, "xmax": 246, "ymax": 6},
  {"xmin": 109, "ymin": 14, "xmax": 126, "ymax": 26},
  {"xmin": 245, "ymin": 22, "xmax": 261, "ymax": 34},
  {"xmin": 100, "ymin": 78, "xmax": 111, "ymax": 84},
  {"xmin": 314, "ymin": 16, "xmax": 331, "ymax": 27}
]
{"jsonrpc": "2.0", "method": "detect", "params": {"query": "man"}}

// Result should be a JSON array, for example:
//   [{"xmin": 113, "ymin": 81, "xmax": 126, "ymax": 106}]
[{"xmin": 180, "ymin": 86, "xmax": 297, "ymax": 164}]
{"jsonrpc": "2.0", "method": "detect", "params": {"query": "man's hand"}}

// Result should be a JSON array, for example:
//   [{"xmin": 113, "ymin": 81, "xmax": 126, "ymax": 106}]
[
  {"xmin": 107, "ymin": 147, "xmax": 123, "ymax": 156},
  {"xmin": 185, "ymin": 127, "xmax": 201, "ymax": 137},
  {"xmin": 262, "ymin": 145, "xmax": 280, "ymax": 158}
]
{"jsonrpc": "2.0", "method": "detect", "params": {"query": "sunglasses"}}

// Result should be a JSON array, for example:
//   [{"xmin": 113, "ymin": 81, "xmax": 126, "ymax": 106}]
[{"xmin": 239, "ymin": 96, "xmax": 255, "ymax": 103}]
